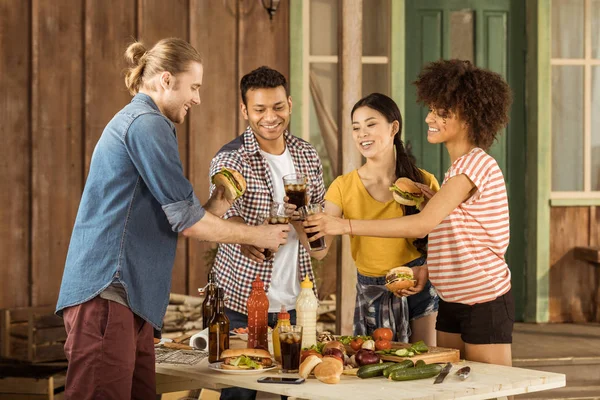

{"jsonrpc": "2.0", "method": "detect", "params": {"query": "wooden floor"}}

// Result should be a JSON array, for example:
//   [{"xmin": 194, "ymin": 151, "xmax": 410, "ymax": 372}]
[
  {"xmin": 513, "ymin": 322, "xmax": 600, "ymax": 360},
  {"xmin": 513, "ymin": 323, "xmax": 600, "ymax": 399}
]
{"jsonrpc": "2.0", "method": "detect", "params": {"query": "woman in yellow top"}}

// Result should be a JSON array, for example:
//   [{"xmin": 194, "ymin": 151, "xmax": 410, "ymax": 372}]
[{"xmin": 311, "ymin": 93, "xmax": 440, "ymax": 345}]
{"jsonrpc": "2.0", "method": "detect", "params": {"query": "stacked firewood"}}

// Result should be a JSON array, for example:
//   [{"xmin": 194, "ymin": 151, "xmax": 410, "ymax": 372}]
[{"xmin": 162, "ymin": 293, "xmax": 204, "ymax": 333}]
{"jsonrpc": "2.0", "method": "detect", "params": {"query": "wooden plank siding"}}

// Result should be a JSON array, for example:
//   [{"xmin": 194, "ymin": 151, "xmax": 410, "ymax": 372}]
[
  {"xmin": 31, "ymin": 0, "xmax": 84, "ymax": 307},
  {"xmin": 237, "ymin": 0, "xmax": 290, "ymax": 134},
  {"xmin": 187, "ymin": 0, "xmax": 238, "ymax": 293},
  {"xmin": 0, "ymin": 0, "xmax": 31, "ymax": 309},
  {"xmin": 0, "ymin": 1, "xmax": 290, "ymax": 311},
  {"xmin": 549, "ymin": 206, "xmax": 600, "ymax": 322}
]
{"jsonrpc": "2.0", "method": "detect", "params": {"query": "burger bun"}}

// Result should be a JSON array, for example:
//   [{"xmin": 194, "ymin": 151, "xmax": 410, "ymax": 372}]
[
  {"xmin": 212, "ymin": 168, "xmax": 247, "ymax": 201},
  {"xmin": 391, "ymin": 177, "xmax": 422, "ymax": 207},
  {"xmin": 385, "ymin": 266, "xmax": 416, "ymax": 292}
]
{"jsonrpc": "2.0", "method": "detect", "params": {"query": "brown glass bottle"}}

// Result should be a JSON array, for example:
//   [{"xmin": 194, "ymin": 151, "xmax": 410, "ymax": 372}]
[
  {"xmin": 202, "ymin": 272, "xmax": 216, "ymax": 330},
  {"xmin": 208, "ymin": 288, "xmax": 230, "ymax": 363}
]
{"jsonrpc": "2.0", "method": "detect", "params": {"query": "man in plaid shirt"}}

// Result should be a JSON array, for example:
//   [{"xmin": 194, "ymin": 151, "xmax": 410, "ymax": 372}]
[{"xmin": 209, "ymin": 66, "xmax": 324, "ymax": 360}]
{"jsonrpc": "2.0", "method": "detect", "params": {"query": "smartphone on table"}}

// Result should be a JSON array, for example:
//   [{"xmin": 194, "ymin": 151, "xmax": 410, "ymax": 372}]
[{"xmin": 257, "ymin": 377, "xmax": 305, "ymax": 384}]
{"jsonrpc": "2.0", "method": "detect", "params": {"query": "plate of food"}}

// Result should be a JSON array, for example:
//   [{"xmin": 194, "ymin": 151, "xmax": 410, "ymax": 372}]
[{"xmin": 208, "ymin": 348, "xmax": 277, "ymax": 374}]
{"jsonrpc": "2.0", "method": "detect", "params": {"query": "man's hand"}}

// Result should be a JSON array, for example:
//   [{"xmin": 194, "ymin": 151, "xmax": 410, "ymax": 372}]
[
  {"xmin": 395, "ymin": 265, "xmax": 428, "ymax": 297},
  {"xmin": 254, "ymin": 223, "xmax": 289, "ymax": 251},
  {"xmin": 240, "ymin": 245, "xmax": 268, "ymax": 263},
  {"xmin": 204, "ymin": 185, "xmax": 233, "ymax": 217}
]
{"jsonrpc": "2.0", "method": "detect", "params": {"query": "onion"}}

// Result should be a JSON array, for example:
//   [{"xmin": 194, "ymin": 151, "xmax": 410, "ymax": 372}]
[{"xmin": 354, "ymin": 349, "xmax": 380, "ymax": 366}]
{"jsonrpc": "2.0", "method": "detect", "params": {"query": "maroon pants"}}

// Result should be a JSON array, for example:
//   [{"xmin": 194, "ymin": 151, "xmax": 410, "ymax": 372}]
[{"xmin": 63, "ymin": 296, "xmax": 156, "ymax": 400}]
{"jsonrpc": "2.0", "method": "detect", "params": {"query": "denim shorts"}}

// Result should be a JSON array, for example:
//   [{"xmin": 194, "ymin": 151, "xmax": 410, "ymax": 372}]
[{"xmin": 357, "ymin": 257, "xmax": 439, "ymax": 322}]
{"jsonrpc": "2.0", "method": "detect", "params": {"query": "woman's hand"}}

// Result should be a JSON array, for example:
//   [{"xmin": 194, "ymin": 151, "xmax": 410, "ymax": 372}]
[
  {"xmin": 394, "ymin": 265, "xmax": 429, "ymax": 297},
  {"xmin": 303, "ymin": 213, "xmax": 350, "ymax": 240},
  {"xmin": 413, "ymin": 183, "xmax": 436, "ymax": 211}
]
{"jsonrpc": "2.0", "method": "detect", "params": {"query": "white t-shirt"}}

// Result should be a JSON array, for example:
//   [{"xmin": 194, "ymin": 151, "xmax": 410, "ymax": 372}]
[{"xmin": 260, "ymin": 147, "xmax": 301, "ymax": 312}]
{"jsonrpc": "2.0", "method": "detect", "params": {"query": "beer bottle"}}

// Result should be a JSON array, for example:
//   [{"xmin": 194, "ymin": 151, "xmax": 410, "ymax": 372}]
[
  {"xmin": 208, "ymin": 288, "xmax": 230, "ymax": 363},
  {"xmin": 201, "ymin": 272, "xmax": 217, "ymax": 330}
]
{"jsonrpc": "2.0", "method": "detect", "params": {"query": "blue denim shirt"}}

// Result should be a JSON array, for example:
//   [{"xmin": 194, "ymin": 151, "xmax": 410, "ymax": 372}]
[{"xmin": 56, "ymin": 94, "xmax": 205, "ymax": 330}]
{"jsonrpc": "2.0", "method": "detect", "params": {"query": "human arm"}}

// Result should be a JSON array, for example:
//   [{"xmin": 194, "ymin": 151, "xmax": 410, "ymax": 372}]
[
  {"xmin": 182, "ymin": 213, "xmax": 289, "ymax": 250},
  {"xmin": 295, "ymin": 200, "xmax": 342, "ymax": 260},
  {"xmin": 303, "ymin": 174, "xmax": 475, "ymax": 239}
]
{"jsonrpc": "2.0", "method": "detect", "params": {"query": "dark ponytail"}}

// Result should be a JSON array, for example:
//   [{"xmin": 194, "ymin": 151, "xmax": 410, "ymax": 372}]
[{"xmin": 351, "ymin": 93, "xmax": 428, "ymax": 254}]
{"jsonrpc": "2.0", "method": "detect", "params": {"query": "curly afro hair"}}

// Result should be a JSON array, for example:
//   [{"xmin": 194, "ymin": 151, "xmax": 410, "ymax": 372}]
[{"xmin": 413, "ymin": 59, "xmax": 512, "ymax": 150}]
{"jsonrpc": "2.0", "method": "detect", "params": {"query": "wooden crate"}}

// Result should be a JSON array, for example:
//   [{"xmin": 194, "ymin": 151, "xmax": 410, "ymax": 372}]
[
  {"xmin": 0, "ymin": 364, "xmax": 66, "ymax": 400},
  {"xmin": 0, "ymin": 307, "xmax": 66, "ymax": 363}
]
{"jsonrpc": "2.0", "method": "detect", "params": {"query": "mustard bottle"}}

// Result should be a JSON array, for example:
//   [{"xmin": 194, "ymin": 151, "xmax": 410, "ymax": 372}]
[{"xmin": 272, "ymin": 305, "xmax": 291, "ymax": 362}]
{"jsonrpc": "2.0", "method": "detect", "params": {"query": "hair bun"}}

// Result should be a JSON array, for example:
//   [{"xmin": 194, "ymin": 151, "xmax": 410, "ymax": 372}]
[{"xmin": 125, "ymin": 41, "xmax": 147, "ymax": 66}]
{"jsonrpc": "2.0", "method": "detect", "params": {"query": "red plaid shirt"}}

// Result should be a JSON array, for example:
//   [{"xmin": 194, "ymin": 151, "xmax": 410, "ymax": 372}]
[{"xmin": 209, "ymin": 127, "xmax": 324, "ymax": 315}]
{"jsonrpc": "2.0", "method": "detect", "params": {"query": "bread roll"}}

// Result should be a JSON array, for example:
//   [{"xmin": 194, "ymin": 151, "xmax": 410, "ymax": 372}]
[{"xmin": 314, "ymin": 357, "xmax": 343, "ymax": 384}]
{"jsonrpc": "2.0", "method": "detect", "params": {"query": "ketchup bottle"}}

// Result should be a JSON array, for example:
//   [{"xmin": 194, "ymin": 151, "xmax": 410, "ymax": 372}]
[{"xmin": 247, "ymin": 275, "xmax": 269, "ymax": 349}]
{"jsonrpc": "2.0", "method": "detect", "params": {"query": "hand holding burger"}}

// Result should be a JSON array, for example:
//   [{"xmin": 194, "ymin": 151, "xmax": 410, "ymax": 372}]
[
  {"xmin": 387, "ymin": 265, "xmax": 429, "ymax": 297},
  {"xmin": 389, "ymin": 177, "xmax": 424, "ymax": 209},
  {"xmin": 211, "ymin": 167, "xmax": 247, "ymax": 201},
  {"xmin": 385, "ymin": 266, "xmax": 416, "ymax": 293}
]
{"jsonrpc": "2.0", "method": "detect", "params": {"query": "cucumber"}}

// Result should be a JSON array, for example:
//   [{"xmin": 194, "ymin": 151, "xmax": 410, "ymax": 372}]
[
  {"xmin": 383, "ymin": 360, "xmax": 414, "ymax": 377},
  {"xmin": 357, "ymin": 362, "xmax": 396, "ymax": 379},
  {"xmin": 394, "ymin": 348, "xmax": 409, "ymax": 357},
  {"xmin": 389, "ymin": 364, "xmax": 443, "ymax": 381},
  {"xmin": 415, "ymin": 360, "xmax": 427, "ymax": 368}
]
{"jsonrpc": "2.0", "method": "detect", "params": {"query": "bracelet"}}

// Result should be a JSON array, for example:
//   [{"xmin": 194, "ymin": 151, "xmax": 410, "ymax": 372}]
[{"xmin": 348, "ymin": 219, "xmax": 353, "ymax": 236}]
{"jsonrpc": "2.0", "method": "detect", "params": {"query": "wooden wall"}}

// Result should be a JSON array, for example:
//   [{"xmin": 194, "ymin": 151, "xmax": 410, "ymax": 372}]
[
  {"xmin": 549, "ymin": 206, "xmax": 600, "ymax": 322},
  {"xmin": 0, "ymin": 0, "xmax": 289, "ymax": 309}
]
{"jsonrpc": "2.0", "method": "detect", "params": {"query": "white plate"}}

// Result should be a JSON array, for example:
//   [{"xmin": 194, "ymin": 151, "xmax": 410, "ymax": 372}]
[{"xmin": 208, "ymin": 361, "xmax": 277, "ymax": 374}]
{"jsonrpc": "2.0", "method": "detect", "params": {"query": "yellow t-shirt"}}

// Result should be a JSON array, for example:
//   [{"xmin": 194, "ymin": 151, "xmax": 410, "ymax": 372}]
[{"xmin": 325, "ymin": 169, "xmax": 440, "ymax": 277}]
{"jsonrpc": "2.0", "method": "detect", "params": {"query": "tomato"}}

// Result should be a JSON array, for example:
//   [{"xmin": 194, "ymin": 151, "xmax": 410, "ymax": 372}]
[
  {"xmin": 375, "ymin": 339, "xmax": 392, "ymax": 351},
  {"xmin": 300, "ymin": 349, "xmax": 322, "ymax": 363},
  {"xmin": 373, "ymin": 327, "xmax": 393, "ymax": 341},
  {"xmin": 350, "ymin": 337, "xmax": 364, "ymax": 351}
]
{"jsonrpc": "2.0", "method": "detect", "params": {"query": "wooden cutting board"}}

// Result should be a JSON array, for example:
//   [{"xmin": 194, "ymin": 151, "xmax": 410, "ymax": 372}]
[{"xmin": 345, "ymin": 341, "xmax": 460, "ymax": 365}]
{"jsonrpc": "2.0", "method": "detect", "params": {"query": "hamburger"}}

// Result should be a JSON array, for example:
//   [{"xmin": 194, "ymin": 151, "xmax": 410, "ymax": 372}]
[
  {"xmin": 385, "ymin": 266, "xmax": 416, "ymax": 292},
  {"xmin": 389, "ymin": 177, "xmax": 424, "ymax": 208},
  {"xmin": 220, "ymin": 348, "xmax": 273, "ymax": 370},
  {"xmin": 211, "ymin": 167, "xmax": 246, "ymax": 201}
]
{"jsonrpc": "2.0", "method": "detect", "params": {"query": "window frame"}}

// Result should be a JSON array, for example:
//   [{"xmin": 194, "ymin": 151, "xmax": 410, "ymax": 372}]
[
  {"xmin": 550, "ymin": 0, "xmax": 600, "ymax": 205},
  {"xmin": 289, "ymin": 0, "xmax": 405, "ymax": 142}
]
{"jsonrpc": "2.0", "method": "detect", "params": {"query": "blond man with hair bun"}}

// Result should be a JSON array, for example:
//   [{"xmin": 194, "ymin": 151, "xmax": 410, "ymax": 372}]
[{"xmin": 56, "ymin": 38, "xmax": 289, "ymax": 399}]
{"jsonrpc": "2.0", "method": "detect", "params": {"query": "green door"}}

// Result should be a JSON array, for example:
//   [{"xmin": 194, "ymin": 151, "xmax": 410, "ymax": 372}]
[{"xmin": 405, "ymin": 0, "xmax": 526, "ymax": 320}]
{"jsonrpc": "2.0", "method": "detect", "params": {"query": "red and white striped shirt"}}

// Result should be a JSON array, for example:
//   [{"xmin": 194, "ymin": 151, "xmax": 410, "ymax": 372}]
[{"xmin": 428, "ymin": 148, "xmax": 511, "ymax": 305}]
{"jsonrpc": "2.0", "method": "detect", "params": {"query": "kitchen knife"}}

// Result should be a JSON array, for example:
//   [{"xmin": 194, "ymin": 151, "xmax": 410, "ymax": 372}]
[{"xmin": 433, "ymin": 362, "xmax": 453, "ymax": 384}]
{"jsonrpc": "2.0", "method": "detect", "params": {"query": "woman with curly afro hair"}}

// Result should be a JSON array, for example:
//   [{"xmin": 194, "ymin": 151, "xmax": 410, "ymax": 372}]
[{"xmin": 303, "ymin": 59, "xmax": 514, "ymax": 367}]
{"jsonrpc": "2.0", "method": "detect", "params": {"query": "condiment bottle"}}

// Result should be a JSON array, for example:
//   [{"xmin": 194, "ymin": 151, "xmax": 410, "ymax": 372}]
[
  {"xmin": 295, "ymin": 276, "xmax": 319, "ymax": 348},
  {"xmin": 272, "ymin": 305, "xmax": 291, "ymax": 362},
  {"xmin": 208, "ymin": 288, "xmax": 229, "ymax": 363},
  {"xmin": 247, "ymin": 275, "xmax": 269, "ymax": 349},
  {"xmin": 201, "ymin": 271, "xmax": 217, "ymax": 330}
]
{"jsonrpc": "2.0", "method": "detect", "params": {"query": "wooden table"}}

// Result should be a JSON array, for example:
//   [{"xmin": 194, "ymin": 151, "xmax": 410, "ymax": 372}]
[{"xmin": 156, "ymin": 358, "xmax": 566, "ymax": 400}]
